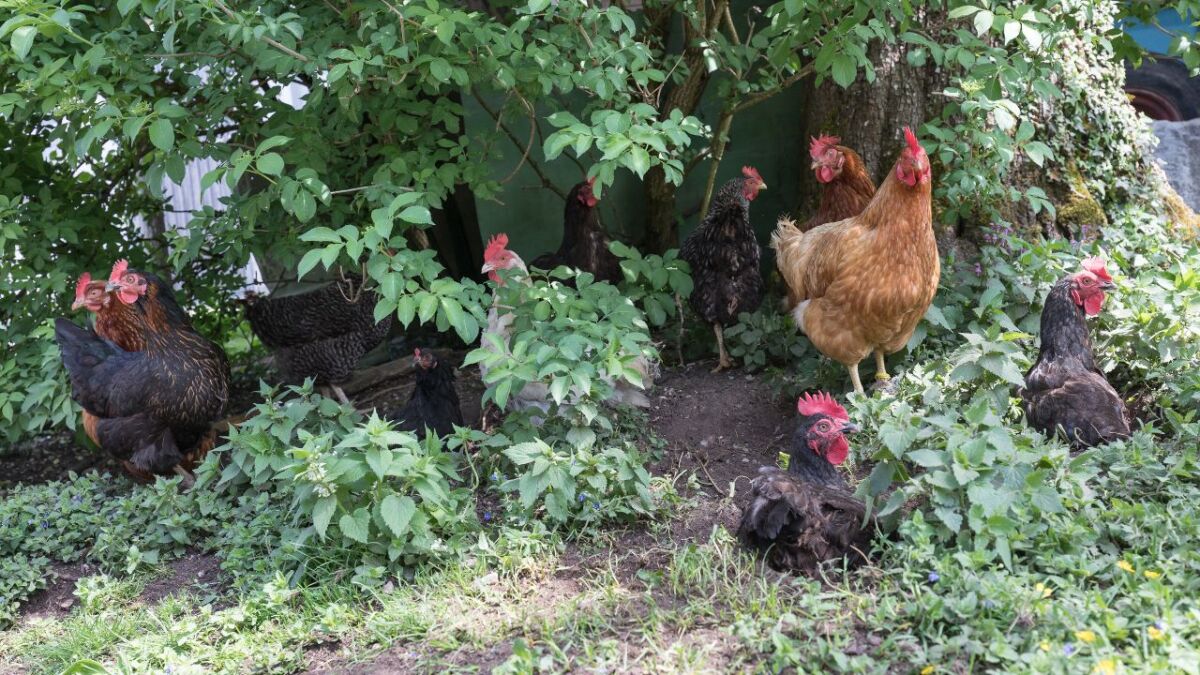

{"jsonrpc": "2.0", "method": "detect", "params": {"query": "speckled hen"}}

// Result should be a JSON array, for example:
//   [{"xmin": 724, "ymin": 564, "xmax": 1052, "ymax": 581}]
[
  {"xmin": 242, "ymin": 275, "xmax": 392, "ymax": 405},
  {"xmin": 1022, "ymin": 257, "xmax": 1130, "ymax": 448},
  {"xmin": 680, "ymin": 166, "xmax": 767, "ymax": 372}
]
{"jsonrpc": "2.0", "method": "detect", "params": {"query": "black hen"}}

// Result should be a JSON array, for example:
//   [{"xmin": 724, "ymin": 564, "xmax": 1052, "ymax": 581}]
[
  {"xmin": 680, "ymin": 166, "xmax": 766, "ymax": 371},
  {"xmin": 1022, "ymin": 257, "xmax": 1130, "ymax": 448},
  {"xmin": 738, "ymin": 392, "xmax": 872, "ymax": 573},
  {"xmin": 388, "ymin": 348, "xmax": 463, "ymax": 438},
  {"xmin": 243, "ymin": 275, "xmax": 392, "ymax": 405},
  {"xmin": 531, "ymin": 177, "xmax": 621, "ymax": 284}
]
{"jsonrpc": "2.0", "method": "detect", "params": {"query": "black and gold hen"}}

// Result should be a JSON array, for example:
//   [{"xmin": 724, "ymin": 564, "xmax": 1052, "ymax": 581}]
[
  {"xmin": 56, "ymin": 264, "xmax": 230, "ymax": 485},
  {"xmin": 680, "ymin": 166, "xmax": 766, "ymax": 371},
  {"xmin": 737, "ymin": 392, "xmax": 872, "ymax": 573},
  {"xmin": 243, "ymin": 275, "xmax": 393, "ymax": 405},
  {"xmin": 1022, "ymin": 257, "xmax": 1130, "ymax": 448}
]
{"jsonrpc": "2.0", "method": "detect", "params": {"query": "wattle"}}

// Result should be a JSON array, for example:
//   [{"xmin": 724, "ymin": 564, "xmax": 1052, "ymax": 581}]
[
  {"xmin": 1083, "ymin": 292, "xmax": 1104, "ymax": 316},
  {"xmin": 825, "ymin": 437, "xmax": 849, "ymax": 466},
  {"xmin": 816, "ymin": 166, "xmax": 835, "ymax": 184}
]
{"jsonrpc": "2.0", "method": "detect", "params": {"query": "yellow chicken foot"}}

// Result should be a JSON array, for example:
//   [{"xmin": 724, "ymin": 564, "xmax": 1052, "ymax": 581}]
[
  {"xmin": 874, "ymin": 350, "xmax": 890, "ymax": 382},
  {"xmin": 848, "ymin": 363, "xmax": 865, "ymax": 395},
  {"xmin": 711, "ymin": 324, "xmax": 734, "ymax": 373},
  {"xmin": 173, "ymin": 465, "xmax": 196, "ymax": 490}
]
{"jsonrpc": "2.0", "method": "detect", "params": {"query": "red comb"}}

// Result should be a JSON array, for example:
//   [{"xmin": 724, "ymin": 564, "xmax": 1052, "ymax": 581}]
[
  {"xmin": 741, "ymin": 166, "xmax": 762, "ymax": 182},
  {"xmin": 75, "ymin": 273, "xmax": 91, "ymax": 301},
  {"xmin": 1081, "ymin": 256, "xmax": 1112, "ymax": 282},
  {"xmin": 903, "ymin": 127, "xmax": 923, "ymax": 155},
  {"xmin": 809, "ymin": 135, "xmax": 840, "ymax": 160},
  {"xmin": 108, "ymin": 259, "xmax": 129, "ymax": 284},
  {"xmin": 796, "ymin": 391, "xmax": 849, "ymax": 421},
  {"xmin": 483, "ymin": 234, "xmax": 509, "ymax": 263},
  {"xmin": 413, "ymin": 348, "xmax": 421, "ymax": 357}
]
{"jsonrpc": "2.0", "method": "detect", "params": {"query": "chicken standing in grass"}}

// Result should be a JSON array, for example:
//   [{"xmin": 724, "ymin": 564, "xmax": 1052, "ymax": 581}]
[
  {"xmin": 1022, "ymin": 257, "xmax": 1130, "ymax": 448},
  {"xmin": 680, "ymin": 166, "xmax": 767, "ymax": 372},
  {"xmin": 737, "ymin": 392, "xmax": 872, "ymax": 572},
  {"xmin": 772, "ymin": 128, "xmax": 938, "ymax": 394}
]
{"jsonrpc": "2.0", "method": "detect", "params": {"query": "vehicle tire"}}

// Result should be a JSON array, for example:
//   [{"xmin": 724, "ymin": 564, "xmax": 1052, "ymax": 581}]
[{"xmin": 1124, "ymin": 58, "xmax": 1200, "ymax": 121}]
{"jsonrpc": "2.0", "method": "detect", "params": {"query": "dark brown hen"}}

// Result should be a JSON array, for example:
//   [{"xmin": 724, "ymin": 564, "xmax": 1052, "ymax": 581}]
[
  {"xmin": 680, "ymin": 166, "xmax": 767, "ymax": 372},
  {"xmin": 1022, "ymin": 257, "xmax": 1130, "ymax": 448},
  {"xmin": 737, "ymin": 392, "xmax": 873, "ymax": 573},
  {"xmin": 243, "ymin": 275, "xmax": 393, "ymax": 404},
  {"xmin": 531, "ymin": 177, "xmax": 622, "ymax": 284}
]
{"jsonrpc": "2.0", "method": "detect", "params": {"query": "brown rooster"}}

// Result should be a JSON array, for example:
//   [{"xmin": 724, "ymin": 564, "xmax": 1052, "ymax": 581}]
[
  {"xmin": 1022, "ymin": 258, "xmax": 1130, "ymax": 448},
  {"xmin": 680, "ymin": 166, "xmax": 767, "ymax": 372},
  {"xmin": 531, "ymin": 177, "xmax": 622, "ymax": 284},
  {"xmin": 771, "ymin": 128, "xmax": 938, "ymax": 394},
  {"xmin": 737, "ymin": 392, "xmax": 873, "ymax": 572},
  {"xmin": 801, "ymin": 135, "xmax": 876, "ymax": 233},
  {"xmin": 57, "ymin": 262, "xmax": 230, "ymax": 486}
]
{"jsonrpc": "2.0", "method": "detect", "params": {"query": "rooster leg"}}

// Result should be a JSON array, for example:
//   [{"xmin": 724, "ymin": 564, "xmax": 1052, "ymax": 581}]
[
  {"xmin": 848, "ymin": 363, "xmax": 865, "ymax": 395},
  {"xmin": 712, "ymin": 324, "xmax": 733, "ymax": 373},
  {"xmin": 873, "ymin": 350, "xmax": 891, "ymax": 381},
  {"xmin": 172, "ymin": 465, "xmax": 196, "ymax": 490},
  {"xmin": 330, "ymin": 384, "xmax": 352, "ymax": 406}
]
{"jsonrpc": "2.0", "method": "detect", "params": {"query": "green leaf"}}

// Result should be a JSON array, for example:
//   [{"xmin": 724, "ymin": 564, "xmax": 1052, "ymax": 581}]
[
  {"xmin": 429, "ymin": 58, "xmax": 451, "ymax": 82},
  {"xmin": 906, "ymin": 449, "xmax": 945, "ymax": 468},
  {"xmin": 626, "ymin": 146, "xmax": 651, "ymax": 177},
  {"xmin": 297, "ymin": 249, "xmax": 324, "ymax": 279},
  {"xmin": 399, "ymin": 205, "xmax": 432, "ymax": 224},
  {"xmin": 256, "ymin": 152, "xmax": 285, "ymax": 176},
  {"xmin": 339, "ymin": 508, "xmax": 371, "ymax": 543},
  {"xmin": 1002, "ymin": 19, "xmax": 1020, "ymax": 44},
  {"xmin": 117, "ymin": 0, "xmax": 139, "ymax": 15},
  {"xmin": 60, "ymin": 660, "xmax": 111, "ymax": 675},
  {"xmin": 11, "ymin": 26, "xmax": 35, "ymax": 61},
  {"xmin": 258, "ymin": 135, "xmax": 291, "ymax": 151},
  {"xmin": 300, "ymin": 226, "xmax": 341, "ymax": 243},
  {"xmin": 293, "ymin": 190, "xmax": 316, "ymax": 222},
  {"xmin": 380, "ymin": 494, "xmax": 416, "ymax": 537},
  {"xmin": 972, "ymin": 10, "xmax": 994, "ymax": 36},
  {"xmin": 148, "ymin": 118, "xmax": 174, "ymax": 151},
  {"xmin": 830, "ymin": 54, "xmax": 857, "ymax": 88},
  {"xmin": 313, "ymin": 496, "xmax": 337, "ymax": 538},
  {"xmin": 947, "ymin": 5, "xmax": 980, "ymax": 19}
]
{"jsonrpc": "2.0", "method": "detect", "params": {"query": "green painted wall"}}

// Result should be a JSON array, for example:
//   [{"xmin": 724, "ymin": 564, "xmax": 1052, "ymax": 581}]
[{"xmin": 465, "ymin": 81, "xmax": 809, "ymax": 262}]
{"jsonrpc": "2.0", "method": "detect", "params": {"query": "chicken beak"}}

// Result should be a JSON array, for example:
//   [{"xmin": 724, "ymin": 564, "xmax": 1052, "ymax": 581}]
[
  {"xmin": 105, "ymin": 281, "xmax": 122, "ymax": 292},
  {"xmin": 1100, "ymin": 281, "xmax": 1116, "ymax": 292},
  {"xmin": 480, "ymin": 262, "xmax": 495, "ymax": 274},
  {"xmin": 810, "ymin": 160, "xmax": 820, "ymax": 170},
  {"xmin": 71, "ymin": 299, "xmax": 86, "ymax": 311},
  {"xmin": 758, "ymin": 182, "xmax": 768, "ymax": 192},
  {"xmin": 841, "ymin": 421, "xmax": 861, "ymax": 434}
]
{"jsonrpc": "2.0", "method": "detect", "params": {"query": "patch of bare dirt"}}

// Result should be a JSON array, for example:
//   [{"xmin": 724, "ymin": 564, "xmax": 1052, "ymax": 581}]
[
  {"xmin": 138, "ymin": 551, "xmax": 224, "ymax": 605},
  {"xmin": 15, "ymin": 561, "xmax": 95, "ymax": 622}
]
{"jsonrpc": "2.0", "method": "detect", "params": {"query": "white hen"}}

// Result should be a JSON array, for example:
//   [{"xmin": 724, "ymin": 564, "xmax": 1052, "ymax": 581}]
[{"xmin": 479, "ymin": 234, "xmax": 655, "ymax": 416}]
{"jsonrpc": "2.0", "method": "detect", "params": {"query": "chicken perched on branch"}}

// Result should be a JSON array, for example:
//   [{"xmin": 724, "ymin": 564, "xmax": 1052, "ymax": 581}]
[
  {"xmin": 388, "ymin": 348, "xmax": 463, "ymax": 439},
  {"xmin": 531, "ymin": 177, "xmax": 621, "ymax": 284},
  {"xmin": 801, "ymin": 135, "xmax": 876, "ymax": 233},
  {"xmin": 1022, "ymin": 258, "xmax": 1130, "ymax": 448},
  {"xmin": 737, "ymin": 392, "xmax": 872, "ymax": 572},
  {"xmin": 772, "ymin": 128, "xmax": 938, "ymax": 394},
  {"xmin": 57, "ymin": 262, "xmax": 230, "ymax": 486},
  {"xmin": 680, "ymin": 166, "xmax": 767, "ymax": 372},
  {"xmin": 480, "ymin": 234, "xmax": 655, "ymax": 414},
  {"xmin": 242, "ymin": 274, "xmax": 393, "ymax": 405}
]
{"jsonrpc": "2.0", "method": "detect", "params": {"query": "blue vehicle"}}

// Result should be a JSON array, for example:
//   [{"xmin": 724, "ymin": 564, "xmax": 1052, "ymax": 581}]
[{"xmin": 1123, "ymin": 8, "xmax": 1200, "ymax": 120}]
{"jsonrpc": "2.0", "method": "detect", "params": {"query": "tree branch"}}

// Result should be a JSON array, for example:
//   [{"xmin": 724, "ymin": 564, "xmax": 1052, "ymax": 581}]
[
  {"xmin": 473, "ymin": 91, "xmax": 566, "ymax": 199},
  {"xmin": 211, "ymin": 0, "xmax": 310, "ymax": 63}
]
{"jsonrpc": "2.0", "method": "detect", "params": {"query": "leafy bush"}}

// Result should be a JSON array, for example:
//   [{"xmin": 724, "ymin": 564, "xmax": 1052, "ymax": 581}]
[
  {"xmin": 204, "ymin": 383, "xmax": 478, "ymax": 584},
  {"xmin": 611, "ymin": 242, "xmax": 692, "ymax": 329}
]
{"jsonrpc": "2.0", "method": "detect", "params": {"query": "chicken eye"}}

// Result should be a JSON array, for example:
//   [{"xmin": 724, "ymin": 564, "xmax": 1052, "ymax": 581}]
[{"xmin": 1082, "ymin": 277, "xmax": 1093, "ymax": 285}]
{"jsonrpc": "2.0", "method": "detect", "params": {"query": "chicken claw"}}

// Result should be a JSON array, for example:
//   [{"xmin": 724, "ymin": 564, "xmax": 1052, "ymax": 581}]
[
  {"xmin": 873, "ymin": 351, "xmax": 890, "ymax": 381},
  {"xmin": 173, "ymin": 465, "xmax": 196, "ymax": 490},
  {"xmin": 711, "ymin": 324, "xmax": 734, "ymax": 373}
]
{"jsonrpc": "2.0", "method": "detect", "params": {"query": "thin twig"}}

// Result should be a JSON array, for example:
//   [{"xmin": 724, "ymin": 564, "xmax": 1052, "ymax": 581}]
[
  {"xmin": 473, "ymin": 90, "xmax": 566, "ymax": 199},
  {"xmin": 499, "ymin": 99, "xmax": 538, "ymax": 185},
  {"xmin": 211, "ymin": 0, "xmax": 310, "ymax": 62}
]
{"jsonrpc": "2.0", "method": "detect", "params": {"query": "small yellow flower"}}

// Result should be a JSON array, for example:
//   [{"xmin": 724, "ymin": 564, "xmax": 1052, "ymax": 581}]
[
  {"xmin": 1117, "ymin": 560, "xmax": 1134, "ymax": 573},
  {"xmin": 1075, "ymin": 630, "xmax": 1097, "ymax": 644},
  {"xmin": 1093, "ymin": 658, "xmax": 1117, "ymax": 675},
  {"xmin": 1148, "ymin": 626, "xmax": 1165, "ymax": 641},
  {"xmin": 1034, "ymin": 582, "xmax": 1053, "ymax": 598},
  {"xmin": 1039, "ymin": 640, "xmax": 1051, "ymax": 652},
  {"xmin": 1144, "ymin": 570, "xmax": 1161, "ymax": 580},
  {"xmin": 920, "ymin": 666, "xmax": 935, "ymax": 675}
]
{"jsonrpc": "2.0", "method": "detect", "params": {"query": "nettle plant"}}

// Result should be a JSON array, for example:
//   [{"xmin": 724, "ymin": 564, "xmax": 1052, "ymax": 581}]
[
  {"xmin": 611, "ymin": 241, "xmax": 692, "ymax": 330},
  {"xmin": 203, "ymin": 382, "xmax": 476, "ymax": 582}
]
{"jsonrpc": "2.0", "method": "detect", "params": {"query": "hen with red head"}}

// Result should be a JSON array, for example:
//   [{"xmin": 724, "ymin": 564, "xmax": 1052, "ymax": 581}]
[
  {"xmin": 737, "ymin": 391, "xmax": 874, "ymax": 573},
  {"xmin": 530, "ymin": 176, "xmax": 621, "ymax": 284},
  {"xmin": 1022, "ymin": 257, "xmax": 1129, "ymax": 448},
  {"xmin": 680, "ymin": 165, "xmax": 767, "ymax": 371},
  {"xmin": 797, "ymin": 135, "xmax": 876, "ymax": 234}
]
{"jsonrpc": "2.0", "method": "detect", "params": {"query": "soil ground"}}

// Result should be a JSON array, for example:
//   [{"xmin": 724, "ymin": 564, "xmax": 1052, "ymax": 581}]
[{"xmin": 3, "ymin": 357, "xmax": 827, "ymax": 673}]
